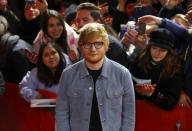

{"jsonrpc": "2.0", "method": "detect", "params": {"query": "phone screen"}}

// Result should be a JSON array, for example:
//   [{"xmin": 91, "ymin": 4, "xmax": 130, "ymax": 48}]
[
  {"xmin": 136, "ymin": 21, "xmax": 146, "ymax": 35},
  {"xmin": 25, "ymin": 0, "xmax": 34, "ymax": 3}
]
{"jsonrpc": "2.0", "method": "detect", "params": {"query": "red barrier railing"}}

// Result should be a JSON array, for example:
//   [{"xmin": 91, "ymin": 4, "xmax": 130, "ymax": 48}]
[{"xmin": 0, "ymin": 83, "xmax": 191, "ymax": 131}]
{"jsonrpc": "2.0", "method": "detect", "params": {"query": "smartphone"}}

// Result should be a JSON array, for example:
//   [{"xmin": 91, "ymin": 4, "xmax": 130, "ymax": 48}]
[
  {"xmin": 134, "ymin": 6, "xmax": 152, "ymax": 21},
  {"xmin": 135, "ymin": 21, "xmax": 146, "ymax": 35},
  {"xmin": 25, "ymin": 0, "xmax": 34, "ymax": 3},
  {"xmin": 24, "ymin": 48, "xmax": 33, "ymax": 57}
]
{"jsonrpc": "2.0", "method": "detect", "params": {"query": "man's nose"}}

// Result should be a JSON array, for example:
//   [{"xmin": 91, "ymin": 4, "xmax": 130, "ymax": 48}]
[
  {"xmin": 77, "ymin": 21, "xmax": 84, "ymax": 30},
  {"xmin": 90, "ymin": 44, "xmax": 97, "ymax": 50}
]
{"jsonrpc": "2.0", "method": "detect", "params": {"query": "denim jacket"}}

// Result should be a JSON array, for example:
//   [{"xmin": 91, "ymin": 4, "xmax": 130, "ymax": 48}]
[{"xmin": 56, "ymin": 57, "xmax": 135, "ymax": 131}]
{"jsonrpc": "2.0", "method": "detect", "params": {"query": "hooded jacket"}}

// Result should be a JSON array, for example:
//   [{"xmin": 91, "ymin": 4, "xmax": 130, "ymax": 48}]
[{"xmin": 0, "ymin": 33, "xmax": 33, "ymax": 83}]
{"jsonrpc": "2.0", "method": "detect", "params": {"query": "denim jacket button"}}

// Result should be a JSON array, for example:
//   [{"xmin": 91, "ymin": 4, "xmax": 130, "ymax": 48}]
[
  {"xmin": 114, "ymin": 92, "xmax": 118, "ymax": 96},
  {"xmin": 101, "ymin": 119, "xmax": 105, "ymax": 122},
  {"xmin": 73, "ymin": 93, "xmax": 78, "ymax": 96},
  {"xmin": 99, "ymin": 103, "xmax": 103, "ymax": 106},
  {"xmin": 89, "ymin": 87, "xmax": 92, "ymax": 91},
  {"xmin": 97, "ymin": 87, "xmax": 101, "ymax": 91}
]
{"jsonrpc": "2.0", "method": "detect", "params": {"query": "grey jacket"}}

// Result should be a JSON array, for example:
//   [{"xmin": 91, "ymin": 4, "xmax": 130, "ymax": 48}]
[{"xmin": 56, "ymin": 57, "xmax": 135, "ymax": 131}]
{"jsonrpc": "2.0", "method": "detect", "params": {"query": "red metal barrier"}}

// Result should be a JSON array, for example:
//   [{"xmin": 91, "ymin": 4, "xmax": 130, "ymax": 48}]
[{"xmin": 0, "ymin": 83, "xmax": 192, "ymax": 131}]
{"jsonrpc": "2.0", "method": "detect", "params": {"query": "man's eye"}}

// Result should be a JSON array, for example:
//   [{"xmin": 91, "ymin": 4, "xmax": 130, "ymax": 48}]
[
  {"xmin": 48, "ymin": 24, "xmax": 54, "ymax": 27},
  {"xmin": 83, "ymin": 18, "xmax": 89, "ymax": 22}
]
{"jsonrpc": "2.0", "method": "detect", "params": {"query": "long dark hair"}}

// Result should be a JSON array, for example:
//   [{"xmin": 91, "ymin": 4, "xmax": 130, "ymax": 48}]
[
  {"xmin": 138, "ymin": 45, "xmax": 182, "ymax": 79},
  {"xmin": 37, "ymin": 42, "xmax": 66, "ymax": 86},
  {"xmin": 41, "ymin": 10, "xmax": 68, "ymax": 53}
]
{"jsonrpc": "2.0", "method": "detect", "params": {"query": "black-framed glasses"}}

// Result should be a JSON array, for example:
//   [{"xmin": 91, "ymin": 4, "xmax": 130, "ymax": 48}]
[
  {"xmin": 25, "ymin": 3, "xmax": 36, "ymax": 10},
  {"xmin": 83, "ymin": 42, "xmax": 104, "ymax": 49}
]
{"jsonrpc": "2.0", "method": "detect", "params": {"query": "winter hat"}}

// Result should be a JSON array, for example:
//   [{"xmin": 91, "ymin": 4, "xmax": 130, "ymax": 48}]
[{"xmin": 149, "ymin": 28, "xmax": 176, "ymax": 49}]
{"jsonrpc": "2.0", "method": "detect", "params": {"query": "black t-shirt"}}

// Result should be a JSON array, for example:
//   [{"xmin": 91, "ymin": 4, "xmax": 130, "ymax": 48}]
[{"xmin": 87, "ymin": 67, "xmax": 102, "ymax": 131}]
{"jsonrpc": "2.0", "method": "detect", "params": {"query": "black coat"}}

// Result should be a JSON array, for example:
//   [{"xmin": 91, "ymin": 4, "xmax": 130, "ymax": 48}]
[
  {"xmin": 0, "ymin": 33, "xmax": 34, "ymax": 83},
  {"xmin": 106, "ymin": 35, "xmax": 130, "ymax": 68},
  {"xmin": 130, "ymin": 61, "xmax": 183, "ymax": 110},
  {"xmin": 159, "ymin": 19, "xmax": 192, "ymax": 99}
]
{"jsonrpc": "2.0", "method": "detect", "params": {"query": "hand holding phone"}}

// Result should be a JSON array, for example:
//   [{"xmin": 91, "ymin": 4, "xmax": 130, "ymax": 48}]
[
  {"xmin": 24, "ymin": 48, "xmax": 38, "ymax": 64},
  {"xmin": 135, "ymin": 84, "xmax": 156, "ymax": 96},
  {"xmin": 135, "ymin": 21, "xmax": 146, "ymax": 35}
]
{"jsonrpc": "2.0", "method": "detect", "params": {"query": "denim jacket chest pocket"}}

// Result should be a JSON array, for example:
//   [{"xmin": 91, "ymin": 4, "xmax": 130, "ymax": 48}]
[
  {"xmin": 106, "ymin": 88, "xmax": 124, "ymax": 108},
  {"xmin": 67, "ymin": 88, "xmax": 84, "ymax": 110}
]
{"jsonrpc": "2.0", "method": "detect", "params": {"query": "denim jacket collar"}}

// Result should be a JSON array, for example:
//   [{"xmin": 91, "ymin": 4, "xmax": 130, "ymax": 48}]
[{"xmin": 79, "ymin": 56, "xmax": 110, "ymax": 79}]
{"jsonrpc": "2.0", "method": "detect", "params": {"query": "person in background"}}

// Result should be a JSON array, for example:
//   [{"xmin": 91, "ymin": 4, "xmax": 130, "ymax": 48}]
[
  {"xmin": 158, "ymin": 0, "xmax": 186, "ymax": 19},
  {"xmin": 0, "ymin": 0, "xmax": 22, "ymax": 34},
  {"xmin": 138, "ymin": 15, "xmax": 192, "ymax": 108},
  {"xmin": 19, "ymin": 0, "xmax": 47, "ymax": 45},
  {"xmin": 64, "ymin": 4, "xmax": 77, "ymax": 28},
  {"xmin": 34, "ymin": 10, "xmax": 68, "ymax": 54},
  {"xmin": 130, "ymin": 28, "xmax": 183, "ymax": 110},
  {"xmin": 56, "ymin": 23, "xmax": 135, "ymax": 131},
  {"xmin": 30, "ymin": 9, "xmax": 79, "ymax": 64},
  {"xmin": 20, "ymin": 42, "xmax": 71, "ymax": 102},
  {"xmin": 59, "ymin": 1, "xmax": 73, "ymax": 19},
  {"xmin": 0, "ymin": 15, "xmax": 33, "ymax": 83},
  {"xmin": 0, "ymin": 72, "xmax": 5, "ymax": 96}
]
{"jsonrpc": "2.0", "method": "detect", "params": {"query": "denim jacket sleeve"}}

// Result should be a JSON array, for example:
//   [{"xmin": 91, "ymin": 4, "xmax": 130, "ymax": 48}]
[
  {"xmin": 55, "ymin": 68, "xmax": 71, "ymax": 131},
  {"xmin": 120, "ymin": 69, "xmax": 135, "ymax": 131}
]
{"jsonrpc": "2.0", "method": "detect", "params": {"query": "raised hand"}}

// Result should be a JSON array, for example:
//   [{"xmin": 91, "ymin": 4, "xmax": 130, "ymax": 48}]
[
  {"xmin": 178, "ymin": 91, "xmax": 192, "ymax": 108},
  {"xmin": 97, "ymin": 2, "xmax": 109, "ymax": 15},
  {"xmin": 117, "ymin": 0, "xmax": 127, "ymax": 11},
  {"xmin": 138, "ymin": 15, "xmax": 162, "ymax": 25},
  {"xmin": 185, "ymin": 10, "xmax": 192, "ymax": 24},
  {"xmin": 24, "ymin": 48, "xmax": 38, "ymax": 64},
  {"xmin": 68, "ymin": 50, "xmax": 78, "ymax": 63},
  {"xmin": 35, "ymin": 0, "xmax": 48, "ymax": 14},
  {"xmin": 135, "ymin": 84, "xmax": 156, "ymax": 96},
  {"xmin": 166, "ymin": 0, "xmax": 184, "ymax": 9}
]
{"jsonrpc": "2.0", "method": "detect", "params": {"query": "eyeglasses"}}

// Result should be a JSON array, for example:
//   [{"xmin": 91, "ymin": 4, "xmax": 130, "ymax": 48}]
[
  {"xmin": 25, "ymin": 3, "xmax": 36, "ymax": 10},
  {"xmin": 83, "ymin": 42, "xmax": 104, "ymax": 49}
]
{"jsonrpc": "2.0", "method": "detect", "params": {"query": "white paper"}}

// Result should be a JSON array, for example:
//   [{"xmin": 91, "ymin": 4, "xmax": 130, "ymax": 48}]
[
  {"xmin": 132, "ymin": 75, "xmax": 151, "ymax": 85},
  {"xmin": 30, "ymin": 99, "xmax": 56, "ymax": 107}
]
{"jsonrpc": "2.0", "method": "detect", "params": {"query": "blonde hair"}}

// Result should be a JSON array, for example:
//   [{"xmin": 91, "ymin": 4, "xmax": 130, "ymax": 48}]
[
  {"xmin": 78, "ymin": 23, "xmax": 109, "ymax": 50},
  {"xmin": 171, "ymin": 14, "xmax": 191, "ymax": 29},
  {"xmin": 0, "ymin": 16, "xmax": 8, "ymax": 36}
]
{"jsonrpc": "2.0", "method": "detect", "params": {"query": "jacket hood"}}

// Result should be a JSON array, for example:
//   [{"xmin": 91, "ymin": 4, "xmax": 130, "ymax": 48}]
[{"xmin": 0, "ymin": 33, "xmax": 20, "ymax": 47}]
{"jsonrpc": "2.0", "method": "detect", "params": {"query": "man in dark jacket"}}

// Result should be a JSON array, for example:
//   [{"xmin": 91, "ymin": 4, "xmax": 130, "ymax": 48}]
[{"xmin": 0, "ymin": 15, "xmax": 33, "ymax": 83}]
